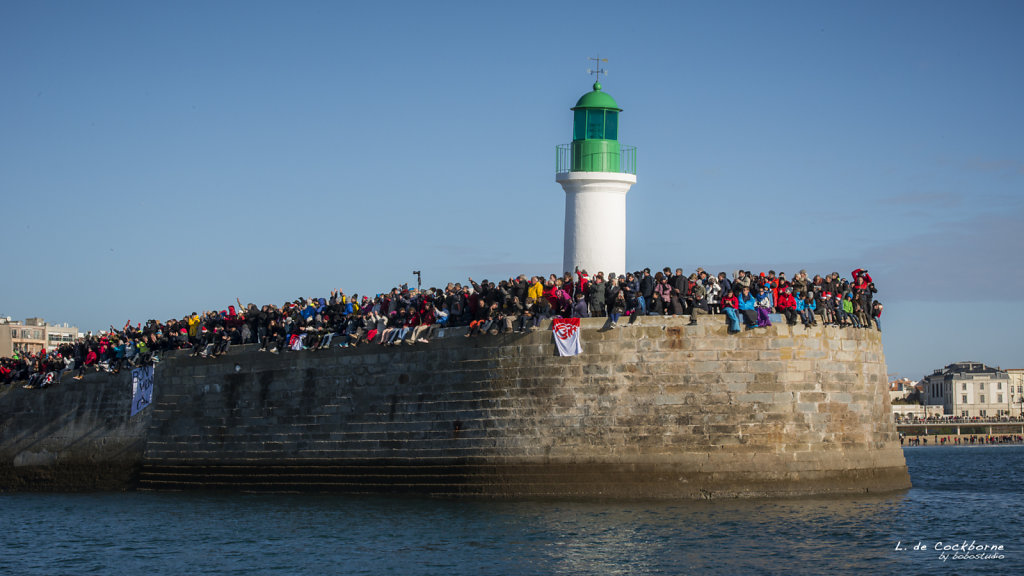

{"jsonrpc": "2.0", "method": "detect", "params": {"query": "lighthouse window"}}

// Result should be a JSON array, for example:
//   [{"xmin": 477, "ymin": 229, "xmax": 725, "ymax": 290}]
[
  {"xmin": 586, "ymin": 110, "xmax": 605, "ymax": 139},
  {"xmin": 604, "ymin": 111, "xmax": 618, "ymax": 140},
  {"xmin": 573, "ymin": 109, "xmax": 587, "ymax": 140},
  {"xmin": 574, "ymin": 109, "xmax": 619, "ymax": 140}
]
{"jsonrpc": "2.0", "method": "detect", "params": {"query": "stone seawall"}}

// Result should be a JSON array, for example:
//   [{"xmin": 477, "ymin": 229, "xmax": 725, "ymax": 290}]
[
  {"xmin": 1, "ymin": 315, "xmax": 910, "ymax": 498},
  {"xmin": 0, "ymin": 370, "xmax": 146, "ymax": 491}
]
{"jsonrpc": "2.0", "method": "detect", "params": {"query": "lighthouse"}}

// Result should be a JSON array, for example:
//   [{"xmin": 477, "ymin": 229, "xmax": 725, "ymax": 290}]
[{"xmin": 556, "ymin": 77, "xmax": 636, "ymax": 277}]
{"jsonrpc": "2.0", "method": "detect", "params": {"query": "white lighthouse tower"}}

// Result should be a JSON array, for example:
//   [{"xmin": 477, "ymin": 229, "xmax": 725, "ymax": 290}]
[{"xmin": 556, "ymin": 69, "xmax": 636, "ymax": 277}]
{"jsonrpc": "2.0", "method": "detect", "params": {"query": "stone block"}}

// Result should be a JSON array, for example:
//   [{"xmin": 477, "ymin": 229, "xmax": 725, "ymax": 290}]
[
  {"xmin": 713, "ymin": 349, "xmax": 752, "ymax": 361},
  {"xmin": 769, "ymin": 338, "xmax": 795, "ymax": 350},
  {"xmin": 834, "ymin": 350, "xmax": 859, "ymax": 362},
  {"xmin": 797, "ymin": 392, "xmax": 827, "ymax": 403},
  {"xmin": 828, "ymin": 392, "xmax": 853, "ymax": 404},
  {"xmin": 696, "ymin": 337, "xmax": 736, "ymax": 351},
  {"xmin": 737, "ymin": 393, "xmax": 775, "ymax": 404},
  {"xmin": 748, "ymin": 380, "xmax": 785, "ymax": 393},
  {"xmin": 748, "ymin": 360, "xmax": 786, "ymax": 373},
  {"xmin": 692, "ymin": 361, "xmax": 725, "ymax": 374},
  {"xmin": 721, "ymin": 372, "xmax": 754, "ymax": 384},
  {"xmin": 801, "ymin": 338, "xmax": 821, "ymax": 351}
]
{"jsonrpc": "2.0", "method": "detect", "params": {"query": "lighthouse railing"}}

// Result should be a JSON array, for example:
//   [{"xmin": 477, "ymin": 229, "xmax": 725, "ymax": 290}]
[
  {"xmin": 556, "ymin": 144, "xmax": 637, "ymax": 175},
  {"xmin": 620, "ymin": 144, "xmax": 636, "ymax": 175}
]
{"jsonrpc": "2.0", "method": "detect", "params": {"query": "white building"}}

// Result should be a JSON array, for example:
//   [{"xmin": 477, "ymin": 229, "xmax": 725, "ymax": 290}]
[
  {"xmin": 1008, "ymin": 369, "xmax": 1024, "ymax": 418},
  {"xmin": 922, "ymin": 361, "xmax": 1012, "ymax": 418}
]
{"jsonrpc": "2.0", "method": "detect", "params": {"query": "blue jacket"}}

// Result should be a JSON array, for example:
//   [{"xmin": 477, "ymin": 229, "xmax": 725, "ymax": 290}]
[
  {"xmin": 796, "ymin": 298, "xmax": 816, "ymax": 312},
  {"xmin": 738, "ymin": 293, "xmax": 756, "ymax": 311}
]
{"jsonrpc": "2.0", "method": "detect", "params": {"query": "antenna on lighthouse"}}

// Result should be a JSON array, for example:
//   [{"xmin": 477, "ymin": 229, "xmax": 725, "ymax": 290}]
[{"xmin": 588, "ymin": 56, "xmax": 608, "ymax": 84}]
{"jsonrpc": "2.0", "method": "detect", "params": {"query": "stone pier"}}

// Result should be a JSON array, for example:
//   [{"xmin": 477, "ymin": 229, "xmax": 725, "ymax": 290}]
[{"xmin": 0, "ymin": 315, "xmax": 910, "ymax": 498}]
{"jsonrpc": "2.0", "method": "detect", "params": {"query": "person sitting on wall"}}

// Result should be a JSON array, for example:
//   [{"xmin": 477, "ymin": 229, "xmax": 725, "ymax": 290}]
[
  {"xmin": 410, "ymin": 301, "xmax": 436, "ymax": 344},
  {"xmin": 688, "ymin": 277, "xmax": 709, "ymax": 325},
  {"xmin": 721, "ymin": 289, "xmax": 741, "ymax": 333},
  {"xmin": 704, "ymin": 274, "xmax": 722, "ymax": 316},
  {"xmin": 754, "ymin": 284, "xmax": 773, "ymax": 328},
  {"xmin": 776, "ymin": 287, "xmax": 799, "ymax": 326},
  {"xmin": 555, "ymin": 282, "xmax": 574, "ymax": 318},
  {"xmin": 391, "ymin": 308, "xmax": 414, "ymax": 345},
  {"xmin": 736, "ymin": 286, "xmax": 758, "ymax": 329},
  {"xmin": 500, "ymin": 295, "xmax": 524, "ymax": 333},
  {"xmin": 572, "ymin": 293, "xmax": 590, "ymax": 319},
  {"xmin": 797, "ymin": 293, "xmax": 817, "ymax": 327},
  {"xmin": 839, "ymin": 292, "xmax": 856, "ymax": 327},
  {"xmin": 852, "ymin": 297, "xmax": 869, "ymax": 329}
]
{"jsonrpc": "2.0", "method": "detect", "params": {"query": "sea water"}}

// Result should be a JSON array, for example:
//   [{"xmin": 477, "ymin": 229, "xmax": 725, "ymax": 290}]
[{"xmin": 1, "ymin": 445, "xmax": 1021, "ymax": 575}]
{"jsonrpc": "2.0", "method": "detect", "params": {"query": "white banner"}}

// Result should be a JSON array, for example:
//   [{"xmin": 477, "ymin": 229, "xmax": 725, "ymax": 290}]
[
  {"xmin": 552, "ymin": 318, "xmax": 583, "ymax": 357},
  {"xmin": 130, "ymin": 365, "xmax": 154, "ymax": 416}
]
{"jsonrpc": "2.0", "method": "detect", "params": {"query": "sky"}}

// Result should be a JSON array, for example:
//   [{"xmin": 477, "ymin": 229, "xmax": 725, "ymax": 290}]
[{"xmin": 2, "ymin": 1, "xmax": 1022, "ymax": 379}]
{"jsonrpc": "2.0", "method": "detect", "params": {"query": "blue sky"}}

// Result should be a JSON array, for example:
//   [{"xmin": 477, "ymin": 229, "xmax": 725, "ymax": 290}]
[{"xmin": 2, "ymin": 1, "xmax": 1021, "ymax": 378}]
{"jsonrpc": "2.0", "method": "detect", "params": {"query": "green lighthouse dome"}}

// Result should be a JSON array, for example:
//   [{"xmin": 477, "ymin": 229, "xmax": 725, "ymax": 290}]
[{"xmin": 572, "ymin": 82, "xmax": 622, "ymax": 111}]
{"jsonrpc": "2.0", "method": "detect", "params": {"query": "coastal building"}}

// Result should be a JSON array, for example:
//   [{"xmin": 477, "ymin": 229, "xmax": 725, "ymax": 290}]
[
  {"xmin": 888, "ymin": 378, "xmax": 917, "ymax": 403},
  {"xmin": 0, "ymin": 317, "xmax": 80, "ymax": 357},
  {"xmin": 556, "ymin": 72, "xmax": 637, "ymax": 277},
  {"xmin": 45, "ymin": 322, "xmax": 79, "ymax": 350},
  {"xmin": 0, "ymin": 318, "xmax": 46, "ymax": 357},
  {"xmin": 921, "ymin": 361, "xmax": 1012, "ymax": 418},
  {"xmin": 891, "ymin": 403, "xmax": 944, "ymax": 420},
  {"xmin": 1009, "ymin": 369, "xmax": 1024, "ymax": 417}
]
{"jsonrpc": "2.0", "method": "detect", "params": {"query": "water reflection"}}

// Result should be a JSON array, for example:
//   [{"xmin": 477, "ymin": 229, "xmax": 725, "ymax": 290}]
[
  {"xmin": 480, "ymin": 494, "xmax": 910, "ymax": 575},
  {"xmin": 1, "ymin": 446, "xmax": 1022, "ymax": 575}
]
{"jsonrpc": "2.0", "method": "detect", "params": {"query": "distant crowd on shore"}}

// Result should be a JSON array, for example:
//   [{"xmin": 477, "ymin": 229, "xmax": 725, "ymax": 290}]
[
  {"xmin": 1, "ymin": 266, "xmax": 882, "ymax": 388},
  {"xmin": 902, "ymin": 434, "xmax": 1024, "ymax": 447}
]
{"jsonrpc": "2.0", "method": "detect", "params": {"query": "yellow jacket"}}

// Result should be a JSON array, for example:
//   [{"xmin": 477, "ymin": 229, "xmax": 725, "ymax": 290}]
[
  {"xmin": 527, "ymin": 281, "xmax": 544, "ymax": 301},
  {"xmin": 188, "ymin": 315, "xmax": 201, "ymax": 337}
]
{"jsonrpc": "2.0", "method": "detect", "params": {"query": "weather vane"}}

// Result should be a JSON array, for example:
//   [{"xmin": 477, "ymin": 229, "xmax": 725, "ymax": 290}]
[{"xmin": 588, "ymin": 56, "xmax": 608, "ymax": 84}]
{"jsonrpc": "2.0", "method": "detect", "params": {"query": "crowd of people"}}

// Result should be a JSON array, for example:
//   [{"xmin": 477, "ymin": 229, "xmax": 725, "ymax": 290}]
[
  {"xmin": 902, "ymin": 434, "xmax": 1024, "ymax": 447},
  {"xmin": 1, "ymin": 266, "xmax": 882, "ymax": 388}
]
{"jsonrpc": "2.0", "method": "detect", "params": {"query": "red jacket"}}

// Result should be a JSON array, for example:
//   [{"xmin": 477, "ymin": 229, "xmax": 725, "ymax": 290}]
[
  {"xmin": 544, "ymin": 285, "xmax": 559, "ymax": 307},
  {"xmin": 777, "ymin": 292, "xmax": 797, "ymax": 310},
  {"xmin": 852, "ymin": 268, "xmax": 873, "ymax": 287},
  {"xmin": 417, "ymin": 306, "xmax": 437, "ymax": 325},
  {"xmin": 722, "ymin": 293, "xmax": 739, "ymax": 310},
  {"xmin": 575, "ymin": 271, "xmax": 589, "ymax": 296}
]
